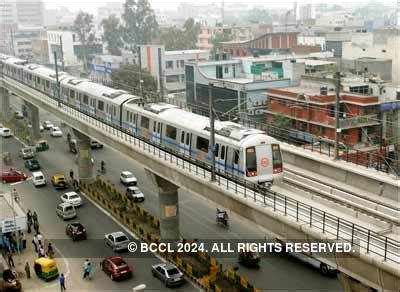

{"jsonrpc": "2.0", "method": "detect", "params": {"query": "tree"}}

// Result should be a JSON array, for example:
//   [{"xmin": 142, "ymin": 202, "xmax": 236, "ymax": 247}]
[
  {"xmin": 245, "ymin": 8, "xmax": 272, "ymax": 24},
  {"xmin": 111, "ymin": 64, "xmax": 157, "ymax": 93},
  {"xmin": 121, "ymin": 0, "xmax": 159, "ymax": 48},
  {"xmin": 73, "ymin": 12, "xmax": 95, "ymax": 71},
  {"xmin": 210, "ymin": 30, "xmax": 233, "ymax": 55},
  {"xmin": 159, "ymin": 18, "xmax": 201, "ymax": 50},
  {"xmin": 101, "ymin": 15, "xmax": 124, "ymax": 56}
]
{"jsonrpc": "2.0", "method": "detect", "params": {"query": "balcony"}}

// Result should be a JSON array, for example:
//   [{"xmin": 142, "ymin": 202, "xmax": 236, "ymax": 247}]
[{"xmin": 339, "ymin": 114, "xmax": 380, "ymax": 129}]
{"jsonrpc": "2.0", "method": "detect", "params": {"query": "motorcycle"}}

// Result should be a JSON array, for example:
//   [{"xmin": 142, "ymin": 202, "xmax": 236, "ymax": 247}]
[{"xmin": 216, "ymin": 208, "xmax": 229, "ymax": 228}]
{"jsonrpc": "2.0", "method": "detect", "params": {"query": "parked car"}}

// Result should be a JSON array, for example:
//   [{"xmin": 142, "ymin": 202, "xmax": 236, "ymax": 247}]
[
  {"xmin": 101, "ymin": 256, "xmax": 132, "ymax": 281},
  {"xmin": 151, "ymin": 263, "xmax": 185, "ymax": 287},
  {"xmin": 32, "ymin": 171, "xmax": 46, "ymax": 187},
  {"xmin": 19, "ymin": 147, "xmax": 35, "ymax": 159},
  {"xmin": 90, "ymin": 140, "xmax": 103, "ymax": 149},
  {"xmin": 51, "ymin": 173, "xmax": 68, "ymax": 189},
  {"xmin": 104, "ymin": 231, "xmax": 130, "ymax": 252},
  {"xmin": 0, "ymin": 169, "xmax": 27, "ymax": 183},
  {"xmin": 65, "ymin": 222, "xmax": 87, "ymax": 241},
  {"xmin": 125, "ymin": 186, "xmax": 144, "ymax": 202},
  {"xmin": 42, "ymin": 121, "xmax": 54, "ymax": 130},
  {"xmin": 56, "ymin": 202, "xmax": 76, "ymax": 220},
  {"xmin": 24, "ymin": 158, "xmax": 41, "ymax": 171},
  {"xmin": 50, "ymin": 126, "xmax": 63, "ymax": 137},
  {"xmin": 14, "ymin": 111, "xmax": 24, "ymax": 119},
  {"xmin": 120, "ymin": 171, "xmax": 137, "ymax": 186},
  {"xmin": 61, "ymin": 191, "xmax": 82, "ymax": 207},
  {"xmin": 0, "ymin": 127, "xmax": 12, "ymax": 137}
]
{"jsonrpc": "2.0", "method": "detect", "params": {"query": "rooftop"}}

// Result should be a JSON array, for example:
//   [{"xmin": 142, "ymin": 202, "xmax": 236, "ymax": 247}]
[{"xmin": 165, "ymin": 49, "xmax": 209, "ymax": 56}]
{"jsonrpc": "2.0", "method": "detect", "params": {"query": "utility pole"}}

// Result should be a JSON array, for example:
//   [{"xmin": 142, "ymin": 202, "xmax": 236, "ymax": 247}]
[
  {"xmin": 53, "ymin": 51, "xmax": 61, "ymax": 105},
  {"xmin": 59, "ymin": 36, "xmax": 65, "ymax": 71},
  {"xmin": 334, "ymin": 71, "xmax": 341, "ymax": 160},
  {"xmin": 137, "ymin": 46, "xmax": 143, "ymax": 99},
  {"xmin": 209, "ymin": 83, "xmax": 216, "ymax": 181}
]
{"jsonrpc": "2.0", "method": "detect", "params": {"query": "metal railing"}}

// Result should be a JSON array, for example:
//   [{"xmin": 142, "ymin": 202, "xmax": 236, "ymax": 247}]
[{"xmin": 3, "ymin": 75, "xmax": 400, "ymax": 265}]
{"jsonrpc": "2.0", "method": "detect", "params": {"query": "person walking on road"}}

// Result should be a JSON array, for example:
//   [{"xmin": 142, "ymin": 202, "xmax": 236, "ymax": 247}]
[
  {"xmin": 27, "ymin": 210, "xmax": 33, "ymax": 233},
  {"xmin": 33, "ymin": 221, "xmax": 40, "ymax": 234},
  {"xmin": 69, "ymin": 169, "xmax": 74, "ymax": 181},
  {"xmin": 25, "ymin": 262, "xmax": 31, "ymax": 279},
  {"xmin": 59, "ymin": 273, "xmax": 66, "ymax": 291},
  {"xmin": 32, "ymin": 234, "xmax": 39, "ymax": 253},
  {"xmin": 7, "ymin": 252, "xmax": 15, "ymax": 268},
  {"xmin": 84, "ymin": 262, "xmax": 93, "ymax": 280},
  {"xmin": 47, "ymin": 242, "xmax": 54, "ymax": 258},
  {"xmin": 32, "ymin": 211, "xmax": 38, "ymax": 224},
  {"xmin": 82, "ymin": 259, "xmax": 90, "ymax": 279},
  {"xmin": 38, "ymin": 245, "xmax": 45, "ymax": 258},
  {"xmin": 37, "ymin": 232, "xmax": 43, "ymax": 245}
]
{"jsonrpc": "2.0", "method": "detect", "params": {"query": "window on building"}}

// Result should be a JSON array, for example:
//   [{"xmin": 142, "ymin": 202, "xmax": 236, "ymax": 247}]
[
  {"xmin": 224, "ymin": 67, "xmax": 229, "ymax": 74},
  {"xmin": 166, "ymin": 75, "xmax": 180, "ymax": 83},
  {"xmin": 166, "ymin": 61, "xmax": 173, "ymax": 69},
  {"xmin": 176, "ymin": 60, "xmax": 180, "ymax": 68},
  {"xmin": 140, "ymin": 116, "xmax": 149, "ymax": 129},
  {"xmin": 166, "ymin": 125, "xmax": 177, "ymax": 140},
  {"xmin": 180, "ymin": 60, "xmax": 184, "ymax": 67},
  {"xmin": 196, "ymin": 136, "xmax": 209, "ymax": 152}
]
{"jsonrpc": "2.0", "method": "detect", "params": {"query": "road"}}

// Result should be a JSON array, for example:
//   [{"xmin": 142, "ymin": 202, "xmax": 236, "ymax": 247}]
[{"xmin": 5, "ymin": 99, "xmax": 342, "ymax": 291}]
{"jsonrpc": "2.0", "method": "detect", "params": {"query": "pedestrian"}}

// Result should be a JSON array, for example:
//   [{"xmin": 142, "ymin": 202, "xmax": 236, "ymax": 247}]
[
  {"xmin": 32, "ymin": 211, "xmax": 38, "ymax": 224},
  {"xmin": 85, "ymin": 262, "xmax": 93, "ymax": 280},
  {"xmin": 59, "ymin": 273, "xmax": 66, "ymax": 291},
  {"xmin": 27, "ymin": 214, "xmax": 32, "ymax": 234},
  {"xmin": 69, "ymin": 169, "xmax": 74, "ymax": 180},
  {"xmin": 21, "ymin": 232, "xmax": 26, "ymax": 250},
  {"xmin": 82, "ymin": 259, "xmax": 90, "ymax": 279},
  {"xmin": 25, "ymin": 261, "xmax": 31, "ymax": 279},
  {"xmin": 32, "ymin": 234, "xmax": 39, "ymax": 253},
  {"xmin": 38, "ymin": 245, "xmax": 45, "ymax": 258},
  {"xmin": 47, "ymin": 242, "xmax": 54, "ymax": 258},
  {"xmin": 7, "ymin": 252, "xmax": 15, "ymax": 268},
  {"xmin": 33, "ymin": 221, "xmax": 39, "ymax": 234},
  {"xmin": 37, "ymin": 232, "xmax": 43, "ymax": 246}
]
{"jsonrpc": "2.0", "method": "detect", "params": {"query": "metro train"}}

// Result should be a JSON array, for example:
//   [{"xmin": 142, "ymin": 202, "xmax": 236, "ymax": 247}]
[{"xmin": 0, "ymin": 54, "xmax": 283, "ymax": 185}]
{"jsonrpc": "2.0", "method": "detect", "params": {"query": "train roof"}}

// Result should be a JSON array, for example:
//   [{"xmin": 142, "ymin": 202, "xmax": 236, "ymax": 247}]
[
  {"xmin": 3, "ymin": 56, "xmax": 27, "ymax": 66},
  {"xmin": 27, "ymin": 64, "xmax": 69, "ymax": 81}
]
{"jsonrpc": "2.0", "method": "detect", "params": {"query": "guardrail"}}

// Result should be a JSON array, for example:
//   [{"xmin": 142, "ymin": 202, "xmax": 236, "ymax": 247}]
[{"xmin": 3, "ymin": 75, "xmax": 400, "ymax": 265}]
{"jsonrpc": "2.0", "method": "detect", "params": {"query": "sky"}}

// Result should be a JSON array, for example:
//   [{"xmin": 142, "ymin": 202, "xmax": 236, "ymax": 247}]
[{"xmin": 43, "ymin": 0, "xmax": 398, "ymax": 14}]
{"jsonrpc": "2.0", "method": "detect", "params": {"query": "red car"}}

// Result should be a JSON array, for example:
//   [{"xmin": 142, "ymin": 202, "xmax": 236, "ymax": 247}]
[
  {"xmin": 101, "ymin": 256, "xmax": 132, "ymax": 281},
  {"xmin": 0, "ymin": 169, "xmax": 27, "ymax": 183}
]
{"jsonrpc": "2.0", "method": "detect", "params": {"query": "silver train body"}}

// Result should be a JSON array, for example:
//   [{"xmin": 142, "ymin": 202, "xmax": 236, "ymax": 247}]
[{"xmin": 1, "ymin": 54, "xmax": 283, "ymax": 184}]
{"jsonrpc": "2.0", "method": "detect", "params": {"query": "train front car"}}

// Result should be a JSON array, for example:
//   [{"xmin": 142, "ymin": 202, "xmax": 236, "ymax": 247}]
[{"xmin": 241, "ymin": 133, "xmax": 283, "ymax": 186}]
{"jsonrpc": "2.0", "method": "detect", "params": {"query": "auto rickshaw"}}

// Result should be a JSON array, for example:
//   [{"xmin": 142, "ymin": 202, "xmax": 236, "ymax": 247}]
[
  {"xmin": 238, "ymin": 251, "xmax": 261, "ymax": 268},
  {"xmin": 36, "ymin": 140, "xmax": 49, "ymax": 152},
  {"xmin": 33, "ymin": 257, "xmax": 59, "ymax": 281}
]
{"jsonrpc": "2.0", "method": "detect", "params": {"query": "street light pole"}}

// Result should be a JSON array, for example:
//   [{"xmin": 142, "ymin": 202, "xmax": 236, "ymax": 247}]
[
  {"xmin": 209, "ymin": 83, "xmax": 216, "ymax": 182},
  {"xmin": 334, "ymin": 71, "xmax": 341, "ymax": 160}
]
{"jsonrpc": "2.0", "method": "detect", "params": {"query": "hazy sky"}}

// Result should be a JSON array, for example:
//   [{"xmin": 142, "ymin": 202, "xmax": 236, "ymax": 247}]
[{"xmin": 43, "ymin": 0, "xmax": 397, "ymax": 14}]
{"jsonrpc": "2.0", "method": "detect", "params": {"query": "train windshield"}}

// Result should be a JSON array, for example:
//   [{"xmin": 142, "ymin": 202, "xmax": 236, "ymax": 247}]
[{"xmin": 246, "ymin": 147, "xmax": 257, "ymax": 176}]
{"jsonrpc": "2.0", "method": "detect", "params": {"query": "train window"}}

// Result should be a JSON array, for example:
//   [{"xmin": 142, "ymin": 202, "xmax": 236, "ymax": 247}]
[
  {"xmin": 157, "ymin": 123, "xmax": 161, "ymax": 133},
  {"xmin": 36, "ymin": 77, "xmax": 40, "ymax": 84},
  {"xmin": 186, "ymin": 133, "xmax": 190, "ymax": 145},
  {"xmin": 181, "ymin": 131, "xmax": 185, "ymax": 143},
  {"xmin": 166, "ymin": 125, "xmax": 177, "ymax": 140},
  {"xmin": 126, "ymin": 111, "xmax": 129, "ymax": 121},
  {"xmin": 272, "ymin": 144, "xmax": 282, "ymax": 165},
  {"xmin": 215, "ymin": 143, "xmax": 219, "ymax": 157},
  {"xmin": 78, "ymin": 93, "xmax": 82, "ymax": 101},
  {"xmin": 113, "ymin": 106, "xmax": 116, "ymax": 116},
  {"xmin": 196, "ymin": 136, "xmax": 209, "ymax": 152},
  {"xmin": 28, "ymin": 74, "xmax": 32, "ymax": 81},
  {"xmin": 45, "ymin": 80, "xmax": 50, "ymax": 88},
  {"xmin": 234, "ymin": 150, "xmax": 239, "ymax": 164},
  {"xmin": 221, "ymin": 146, "xmax": 225, "ymax": 160},
  {"xmin": 98, "ymin": 101, "xmax": 104, "ymax": 111},
  {"xmin": 141, "ymin": 116, "xmax": 149, "ymax": 129},
  {"xmin": 153, "ymin": 122, "xmax": 156, "ymax": 132},
  {"xmin": 245, "ymin": 147, "xmax": 257, "ymax": 173},
  {"xmin": 83, "ymin": 95, "xmax": 89, "ymax": 104},
  {"xmin": 134, "ymin": 114, "xmax": 137, "ymax": 124},
  {"xmin": 69, "ymin": 90, "xmax": 75, "ymax": 99}
]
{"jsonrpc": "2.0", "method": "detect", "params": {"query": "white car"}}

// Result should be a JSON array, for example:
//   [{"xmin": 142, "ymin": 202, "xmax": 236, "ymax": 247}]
[
  {"xmin": 42, "ymin": 121, "xmax": 54, "ymax": 130},
  {"xmin": 125, "ymin": 186, "xmax": 144, "ymax": 202},
  {"xmin": 32, "ymin": 171, "xmax": 46, "ymax": 187},
  {"xmin": 0, "ymin": 127, "xmax": 12, "ymax": 137},
  {"xmin": 120, "ymin": 171, "xmax": 137, "ymax": 186},
  {"xmin": 14, "ymin": 111, "xmax": 24, "ymax": 119},
  {"xmin": 61, "ymin": 191, "xmax": 83, "ymax": 207},
  {"xmin": 104, "ymin": 231, "xmax": 130, "ymax": 251},
  {"xmin": 50, "ymin": 126, "xmax": 63, "ymax": 137}
]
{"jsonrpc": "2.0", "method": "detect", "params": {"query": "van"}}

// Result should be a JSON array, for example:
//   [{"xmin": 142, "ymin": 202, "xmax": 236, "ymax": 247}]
[
  {"xmin": 0, "ymin": 128, "xmax": 12, "ymax": 137},
  {"xmin": 32, "ymin": 171, "xmax": 46, "ymax": 187},
  {"xmin": 20, "ymin": 147, "xmax": 35, "ymax": 159},
  {"xmin": 56, "ymin": 203, "xmax": 76, "ymax": 220}
]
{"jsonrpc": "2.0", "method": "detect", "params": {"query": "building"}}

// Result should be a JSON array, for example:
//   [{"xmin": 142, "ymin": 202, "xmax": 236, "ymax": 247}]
[
  {"xmin": 297, "ymin": 35, "xmax": 326, "ymax": 51},
  {"xmin": 299, "ymin": 4, "xmax": 314, "ymax": 22},
  {"xmin": 220, "ymin": 32, "xmax": 299, "ymax": 57},
  {"xmin": 196, "ymin": 25, "xmax": 254, "ymax": 51},
  {"xmin": 89, "ymin": 54, "xmax": 123, "ymax": 84},
  {"xmin": 265, "ymin": 83, "xmax": 381, "ymax": 146},
  {"xmin": 342, "ymin": 57, "xmax": 392, "ymax": 82},
  {"xmin": 185, "ymin": 55, "xmax": 307, "ymax": 121},
  {"xmin": 16, "ymin": 0, "xmax": 44, "ymax": 26},
  {"xmin": 140, "ymin": 45, "xmax": 210, "ymax": 93},
  {"xmin": 314, "ymin": 11, "xmax": 363, "ymax": 29}
]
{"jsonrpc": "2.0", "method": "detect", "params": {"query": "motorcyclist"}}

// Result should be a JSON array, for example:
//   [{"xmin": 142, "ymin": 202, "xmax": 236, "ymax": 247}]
[
  {"xmin": 100, "ymin": 160, "xmax": 105, "ymax": 173},
  {"xmin": 67, "ymin": 133, "xmax": 71, "ymax": 143},
  {"xmin": 216, "ymin": 208, "xmax": 228, "ymax": 225}
]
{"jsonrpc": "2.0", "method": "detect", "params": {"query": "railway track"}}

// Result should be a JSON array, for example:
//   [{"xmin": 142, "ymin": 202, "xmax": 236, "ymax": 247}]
[{"xmin": 282, "ymin": 167, "xmax": 400, "ymax": 227}]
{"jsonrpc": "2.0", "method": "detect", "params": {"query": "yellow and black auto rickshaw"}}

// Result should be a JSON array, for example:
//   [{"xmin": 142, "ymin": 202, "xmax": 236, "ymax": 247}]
[{"xmin": 34, "ymin": 257, "xmax": 59, "ymax": 281}]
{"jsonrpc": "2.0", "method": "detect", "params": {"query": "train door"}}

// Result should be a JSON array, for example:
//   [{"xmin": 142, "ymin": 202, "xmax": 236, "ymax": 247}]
[
  {"xmin": 152, "ymin": 121, "xmax": 162, "ymax": 144},
  {"xmin": 179, "ymin": 130, "xmax": 191, "ymax": 155},
  {"xmin": 255, "ymin": 145, "xmax": 273, "ymax": 178},
  {"xmin": 218, "ymin": 145, "xmax": 227, "ymax": 172},
  {"xmin": 232, "ymin": 149, "xmax": 240, "ymax": 175}
]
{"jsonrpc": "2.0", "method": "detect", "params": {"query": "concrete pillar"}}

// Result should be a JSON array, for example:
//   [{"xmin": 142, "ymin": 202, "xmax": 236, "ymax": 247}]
[
  {"xmin": 146, "ymin": 170, "xmax": 180, "ymax": 240},
  {"xmin": 25, "ymin": 101, "xmax": 41, "ymax": 143},
  {"xmin": 0, "ymin": 87, "xmax": 10, "ymax": 121},
  {"xmin": 338, "ymin": 272, "xmax": 375, "ymax": 292},
  {"xmin": 73, "ymin": 129, "xmax": 93, "ymax": 183}
]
